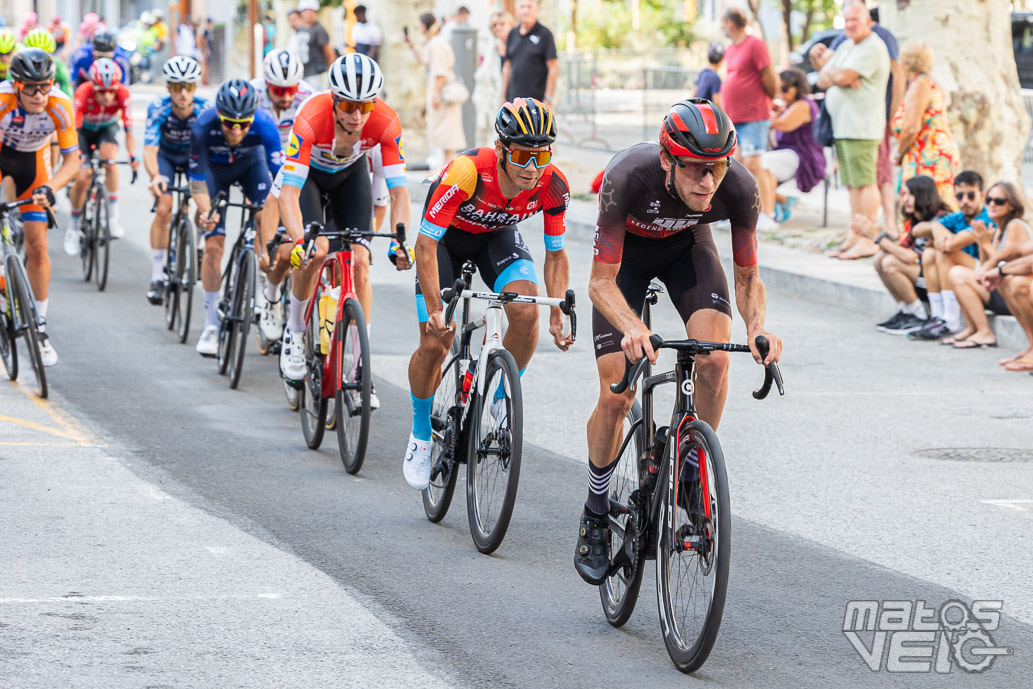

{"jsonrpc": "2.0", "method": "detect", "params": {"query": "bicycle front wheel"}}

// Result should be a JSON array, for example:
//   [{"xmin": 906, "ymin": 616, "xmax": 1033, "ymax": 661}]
[
  {"xmin": 80, "ymin": 199, "xmax": 94, "ymax": 282},
  {"xmin": 7, "ymin": 255, "xmax": 46, "ymax": 398},
  {"xmin": 163, "ymin": 216, "xmax": 180, "ymax": 331},
  {"xmin": 299, "ymin": 285, "xmax": 327, "ymax": 449},
  {"xmin": 600, "ymin": 400, "xmax": 647, "ymax": 627},
  {"xmin": 175, "ymin": 218, "xmax": 196, "ymax": 344},
  {"xmin": 228, "ymin": 249, "xmax": 255, "ymax": 390},
  {"xmin": 1, "ymin": 260, "xmax": 19, "ymax": 381},
  {"xmin": 335, "ymin": 298, "xmax": 371, "ymax": 473},
  {"xmin": 656, "ymin": 419, "xmax": 730, "ymax": 673},
  {"xmin": 466, "ymin": 348, "xmax": 522, "ymax": 554},
  {"xmin": 422, "ymin": 336, "xmax": 461, "ymax": 523},
  {"xmin": 94, "ymin": 190, "xmax": 110, "ymax": 292}
]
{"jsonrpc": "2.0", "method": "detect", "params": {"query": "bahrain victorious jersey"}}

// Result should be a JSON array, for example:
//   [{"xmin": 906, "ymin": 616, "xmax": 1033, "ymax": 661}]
[{"xmin": 420, "ymin": 147, "xmax": 570, "ymax": 250}]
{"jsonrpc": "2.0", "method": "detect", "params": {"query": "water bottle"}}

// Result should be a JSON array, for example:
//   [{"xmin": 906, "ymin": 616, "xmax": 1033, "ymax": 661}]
[
  {"xmin": 642, "ymin": 425, "xmax": 669, "ymax": 492},
  {"xmin": 460, "ymin": 360, "xmax": 476, "ymax": 404}
]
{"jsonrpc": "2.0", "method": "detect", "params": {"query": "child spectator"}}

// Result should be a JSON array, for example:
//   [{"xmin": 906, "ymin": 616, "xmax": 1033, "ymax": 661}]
[{"xmin": 695, "ymin": 42, "xmax": 724, "ymax": 108}]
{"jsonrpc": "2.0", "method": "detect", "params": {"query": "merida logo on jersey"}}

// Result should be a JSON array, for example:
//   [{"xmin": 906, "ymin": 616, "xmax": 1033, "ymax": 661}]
[{"xmin": 430, "ymin": 183, "xmax": 462, "ymax": 216}]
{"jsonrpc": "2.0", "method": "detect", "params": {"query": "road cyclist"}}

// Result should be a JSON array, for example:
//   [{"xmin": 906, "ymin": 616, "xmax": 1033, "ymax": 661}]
[{"xmin": 69, "ymin": 28, "xmax": 130, "ymax": 89}]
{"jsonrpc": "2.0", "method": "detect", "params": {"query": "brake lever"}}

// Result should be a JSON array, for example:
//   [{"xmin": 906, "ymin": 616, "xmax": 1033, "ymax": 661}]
[
  {"xmin": 751, "ymin": 335, "xmax": 785, "ymax": 399},
  {"xmin": 441, "ymin": 278, "xmax": 465, "ymax": 327},
  {"xmin": 44, "ymin": 207, "xmax": 57, "ymax": 230},
  {"xmin": 609, "ymin": 334, "xmax": 662, "ymax": 394}
]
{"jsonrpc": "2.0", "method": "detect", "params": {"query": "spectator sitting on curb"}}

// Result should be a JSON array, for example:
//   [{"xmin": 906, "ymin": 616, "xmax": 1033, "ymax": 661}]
[
  {"xmin": 695, "ymin": 42, "xmax": 724, "ymax": 109},
  {"xmin": 756, "ymin": 67, "xmax": 825, "ymax": 227},
  {"xmin": 947, "ymin": 182, "xmax": 1033, "ymax": 349},
  {"xmin": 978, "ymin": 238, "xmax": 1033, "ymax": 370},
  {"xmin": 853, "ymin": 175, "xmax": 951, "ymax": 335}
]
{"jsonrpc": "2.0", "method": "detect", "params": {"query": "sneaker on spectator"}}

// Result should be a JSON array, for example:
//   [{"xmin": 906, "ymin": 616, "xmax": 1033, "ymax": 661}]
[
  {"xmin": 756, "ymin": 212, "xmax": 778, "ymax": 232},
  {"xmin": 907, "ymin": 317, "xmax": 953, "ymax": 341},
  {"xmin": 882, "ymin": 313, "xmax": 927, "ymax": 335},
  {"xmin": 876, "ymin": 311, "xmax": 907, "ymax": 332}
]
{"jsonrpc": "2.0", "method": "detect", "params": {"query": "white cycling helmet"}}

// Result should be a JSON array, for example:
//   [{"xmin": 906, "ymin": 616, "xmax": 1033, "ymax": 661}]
[
  {"xmin": 163, "ymin": 55, "xmax": 202, "ymax": 83},
  {"xmin": 327, "ymin": 53, "xmax": 383, "ymax": 101},
  {"xmin": 263, "ymin": 50, "xmax": 304, "ymax": 87}
]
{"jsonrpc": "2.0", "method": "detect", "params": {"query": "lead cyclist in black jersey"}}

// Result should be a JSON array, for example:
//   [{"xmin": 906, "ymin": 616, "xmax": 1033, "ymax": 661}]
[{"xmin": 575, "ymin": 99, "xmax": 784, "ymax": 584}]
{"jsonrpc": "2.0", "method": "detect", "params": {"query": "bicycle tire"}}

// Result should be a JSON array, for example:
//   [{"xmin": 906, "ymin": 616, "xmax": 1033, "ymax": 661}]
[
  {"xmin": 422, "ymin": 336, "xmax": 461, "ymax": 522},
  {"xmin": 80, "ymin": 195, "xmax": 94, "ymax": 282},
  {"xmin": 466, "ymin": 348, "xmax": 523, "ymax": 554},
  {"xmin": 176, "ymin": 218, "xmax": 196, "ymax": 344},
  {"xmin": 334, "ymin": 299, "xmax": 371, "ymax": 473},
  {"xmin": 95, "ymin": 188, "xmax": 110, "ymax": 292},
  {"xmin": 163, "ymin": 214, "xmax": 180, "ymax": 331},
  {"xmin": 1, "ymin": 259, "xmax": 18, "ymax": 381},
  {"xmin": 299, "ymin": 284, "xmax": 327, "ymax": 449},
  {"xmin": 657, "ymin": 419, "xmax": 730, "ymax": 673},
  {"xmin": 7, "ymin": 255, "xmax": 46, "ymax": 398},
  {"xmin": 601, "ymin": 400, "xmax": 647, "ymax": 627},
  {"xmin": 280, "ymin": 276, "xmax": 299, "ymax": 412},
  {"xmin": 216, "ymin": 255, "xmax": 235, "ymax": 375},
  {"xmin": 228, "ymin": 249, "xmax": 255, "ymax": 390}
]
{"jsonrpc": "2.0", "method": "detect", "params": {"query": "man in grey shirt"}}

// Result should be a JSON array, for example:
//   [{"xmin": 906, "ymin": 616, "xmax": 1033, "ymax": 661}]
[{"xmin": 297, "ymin": 0, "xmax": 334, "ymax": 79}]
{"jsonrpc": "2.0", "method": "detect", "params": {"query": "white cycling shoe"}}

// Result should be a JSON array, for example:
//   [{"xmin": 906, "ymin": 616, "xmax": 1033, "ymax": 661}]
[
  {"xmin": 195, "ymin": 324, "xmax": 219, "ymax": 357},
  {"xmin": 257, "ymin": 294, "xmax": 285, "ymax": 342},
  {"xmin": 37, "ymin": 332, "xmax": 58, "ymax": 367},
  {"xmin": 63, "ymin": 225, "xmax": 80, "ymax": 256},
  {"xmin": 279, "ymin": 329, "xmax": 306, "ymax": 381},
  {"xmin": 402, "ymin": 432, "xmax": 433, "ymax": 490}
]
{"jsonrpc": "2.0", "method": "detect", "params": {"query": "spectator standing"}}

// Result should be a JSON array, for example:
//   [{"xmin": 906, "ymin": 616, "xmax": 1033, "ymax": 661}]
[
  {"xmin": 262, "ymin": 12, "xmax": 277, "ymax": 56},
  {"xmin": 176, "ymin": 15, "xmax": 199, "ymax": 59},
  {"xmin": 978, "ymin": 239, "xmax": 1033, "ymax": 369},
  {"xmin": 406, "ymin": 13, "xmax": 467, "ymax": 164},
  {"xmin": 351, "ymin": 5, "xmax": 382, "ymax": 61},
  {"xmin": 297, "ymin": 0, "xmax": 334, "ymax": 80},
  {"xmin": 286, "ymin": 11, "xmax": 302, "ymax": 55},
  {"xmin": 721, "ymin": 7, "xmax": 778, "ymax": 229},
  {"xmin": 816, "ymin": 2, "xmax": 889, "ymax": 259},
  {"xmin": 441, "ymin": 6, "xmax": 471, "ymax": 42},
  {"xmin": 694, "ymin": 42, "xmax": 724, "ymax": 109},
  {"xmin": 892, "ymin": 39, "xmax": 960, "ymax": 209},
  {"xmin": 948, "ymin": 182, "xmax": 1033, "ymax": 349},
  {"xmin": 491, "ymin": 12, "xmax": 515, "ymax": 69},
  {"xmin": 756, "ymin": 68, "xmax": 825, "ymax": 224},
  {"xmin": 501, "ymin": 0, "xmax": 558, "ymax": 105}
]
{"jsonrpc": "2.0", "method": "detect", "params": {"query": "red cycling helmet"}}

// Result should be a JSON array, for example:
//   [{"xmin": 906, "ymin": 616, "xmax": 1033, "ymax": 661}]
[
  {"xmin": 659, "ymin": 98, "xmax": 736, "ymax": 160},
  {"xmin": 89, "ymin": 58, "xmax": 122, "ymax": 89}
]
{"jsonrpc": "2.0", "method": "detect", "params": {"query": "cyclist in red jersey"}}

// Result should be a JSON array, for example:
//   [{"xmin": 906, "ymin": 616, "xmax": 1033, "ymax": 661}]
[
  {"xmin": 274, "ymin": 55, "xmax": 412, "ymax": 398},
  {"xmin": 64, "ymin": 58, "xmax": 138, "ymax": 254},
  {"xmin": 574, "ymin": 99, "xmax": 783, "ymax": 585},
  {"xmin": 401, "ymin": 98, "xmax": 575, "ymax": 490}
]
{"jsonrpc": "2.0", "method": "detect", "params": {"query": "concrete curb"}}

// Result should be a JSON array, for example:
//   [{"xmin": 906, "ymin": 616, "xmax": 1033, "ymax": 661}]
[{"xmin": 404, "ymin": 174, "xmax": 1030, "ymax": 351}]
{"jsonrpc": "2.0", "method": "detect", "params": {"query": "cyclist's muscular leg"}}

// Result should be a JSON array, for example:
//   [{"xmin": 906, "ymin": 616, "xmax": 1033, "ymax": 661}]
[
  {"xmin": 351, "ymin": 244, "xmax": 372, "ymax": 324},
  {"xmin": 499, "ymin": 279, "xmax": 539, "ymax": 369},
  {"xmin": 100, "ymin": 141, "xmax": 119, "ymax": 194},
  {"xmin": 586, "ymin": 351, "xmax": 636, "ymax": 468},
  {"xmin": 151, "ymin": 193, "xmax": 173, "ymax": 250},
  {"xmin": 201, "ymin": 235, "xmax": 226, "ymax": 292},
  {"xmin": 408, "ymin": 325, "xmax": 454, "ymax": 399},
  {"xmin": 22, "ymin": 220, "xmax": 51, "ymax": 300},
  {"xmin": 68, "ymin": 163, "xmax": 92, "ymax": 210},
  {"xmin": 289, "ymin": 236, "xmax": 329, "ymax": 300},
  {"xmin": 685, "ymin": 308, "xmax": 732, "ymax": 429}
]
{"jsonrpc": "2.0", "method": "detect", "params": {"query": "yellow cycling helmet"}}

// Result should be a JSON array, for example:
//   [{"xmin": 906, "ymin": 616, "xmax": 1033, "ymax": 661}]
[
  {"xmin": 0, "ymin": 30, "xmax": 17, "ymax": 55},
  {"xmin": 23, "ymin": 28, "xmax": 57, "ymax": 54}
]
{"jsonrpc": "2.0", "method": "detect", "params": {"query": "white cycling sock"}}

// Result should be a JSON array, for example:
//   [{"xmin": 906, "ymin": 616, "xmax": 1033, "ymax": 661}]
[
  {"xmin": 151, "ymin": 250, "xmax": 166, "ymax": 281},
  {"xmin": 928, "ymin": 292, "xmax": 943, "ymax": 320},
  {"xmin": 204, "ymin": 290, "xmax": 219, "ymax": 327},
  {"xmin": 263, "ymin": 278, "xmax": 281, "ymax": 303},
  {"xmin": 941, "ymin": 290, "xmax": 962, "ymax": 330},
  {"xmin": 288, "ymin": 294, "xmax": 308, "ymax": 334},
  {"xmin": 36, "ymin": 298, "xmax": 48, "ymax": 331}
]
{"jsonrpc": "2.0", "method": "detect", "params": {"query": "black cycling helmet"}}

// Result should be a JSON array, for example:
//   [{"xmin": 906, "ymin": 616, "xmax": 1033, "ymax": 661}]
[
  {"xmin": 659, "ymin": 98, "xmax": 736, "ymax": 161},
  {"xmin": 8, "ymin": 48, "xmax": 56, "ymax": 83},
  {"xmin": 495, "ymin": 98, "xmax": 556, "ymax": 148},
  {"xmin": 92, "ymin": 29, "xmax": 118, "ymax": 53},
  {"xmin": 215, "ymin": 79, "xmax": 259, "ymax": 119}
]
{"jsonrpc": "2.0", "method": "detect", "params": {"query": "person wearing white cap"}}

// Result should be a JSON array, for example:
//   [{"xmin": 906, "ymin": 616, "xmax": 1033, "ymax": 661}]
[{"xmin": 296, "ymin": 0, "xmax": 334, "ymax": 79}]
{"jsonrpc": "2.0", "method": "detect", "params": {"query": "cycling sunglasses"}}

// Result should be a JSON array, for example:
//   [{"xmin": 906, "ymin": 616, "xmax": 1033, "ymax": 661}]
[
  {"xmin": 670, "ymin": 155, "xmax": 730, "ymax": 180},
  {"xmin": 16, "ymin": 80, "xmax": 53, "ymax": 96},
  {"xmin": 168, "ymin": 82, "xmax": 197, "ymax": 93},
  {"xmin": 218, "ymin": 114, "xmax": 254, "ymax": 130},
  {"xmin": 333, "ymin": 97, "xmax": 377, "ymax": 114},
  {"xmin": 505, "ymin": 145, "xmax": 552, "ymax": 168},
  {"xmin": 268, "ymin": 84, "xmax": 298, "ymax": 99}
]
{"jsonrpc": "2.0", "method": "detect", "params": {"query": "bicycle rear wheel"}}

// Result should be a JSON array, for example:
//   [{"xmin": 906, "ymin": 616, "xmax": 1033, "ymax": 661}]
[
  {"xmin": 216, "ymin": 258, "xmax": 235, "ymax": 375},
  {"xmin": 6, "ymin": 255, "xmax": 46, "ymax": 398},
  {"xmin": 228, "ymin": 249, "xmax": 255, "ymax": 390},
  {"xmin": 175, "ymin": 218, "xmax": 196, "ymax": 344},
  {"xmin": 335, "ymin": 298, "xmax": 371, "ymax": 474},
  {"xmin": 163, "ymin": 216, "xmax": 180, "ymax": 331},
  {"xmin": 466, "ymin": 348, "xmax": 522, "ymax": 554},
  {"xmin": 299, "ymin": 285, "xmax": 327, "ymax": 449},
  {"xmin": 422, "ymin": 336, "xmax": 461, "ymax": 522},
  {"xmin": 94, "ymin": 190, "xmax": 110, "ymax": 292},
  {"xmin": 1, "ymin": 262, "xmax": 18, "ymax": 381},
  {"xmin": 80, "ymin": 198, "xmax": 94, "ymax": 282},
  {"xmin": 600, "ymin": 400, "xmax": 647, "ymax": 627},
  {"xmin": 657, "ymin": 419, "xmax": 730, "ymax": 673},
  {"xmin": 281, "ymin": 276, "xmax": 300, "ymax": 412}
]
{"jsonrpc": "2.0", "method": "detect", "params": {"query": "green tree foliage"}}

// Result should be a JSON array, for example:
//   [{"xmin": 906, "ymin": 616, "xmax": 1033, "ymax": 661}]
[
  {"xmin": 572, "ymin": 0, "xmax": 694, "ymax": 50},
  {"xmin": 781, "ymin": 0, "xmax": 839, "ymax": 50}
]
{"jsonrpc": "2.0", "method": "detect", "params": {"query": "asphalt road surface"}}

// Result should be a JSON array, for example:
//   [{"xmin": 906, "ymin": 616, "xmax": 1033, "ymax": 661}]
[{"xmin": 2, "ymin": 97, "xmax": 1031, "ymax": 686}]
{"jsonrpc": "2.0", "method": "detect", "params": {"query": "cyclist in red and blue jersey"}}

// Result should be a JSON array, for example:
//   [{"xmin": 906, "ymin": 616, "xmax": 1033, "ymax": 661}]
[
  {"xmin": 64, "ymin": 58, "xmax": 138, "ymax": 254},
  {"xmin": 401, "ymin": 98, "xmax": 574, "ymax": 490},
  {"xmin": 189, "ymin": 79, "xmax": 282, "ymax": 357},
  {"xmin": 69, "ymin": 29, "xmax": 131, "ymax": 88},
  {"xmin": 142, "ymin": 56, "xmax": 208, "ymax": 305},
  {"xmin": 574, "ymin": 99, "xmax": 783, "ymax": 585}
]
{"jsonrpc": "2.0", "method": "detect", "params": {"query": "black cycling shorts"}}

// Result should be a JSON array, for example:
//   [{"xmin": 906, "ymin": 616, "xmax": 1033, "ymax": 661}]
[
  {"xmin": 592, "ymin": 225, "xmax": 731, "ymax": 358},
  {"xmin": 414, "ymin": 227, "xmax": 538, "ymax": 323},
  {"xmin": 299, "ymin": 162, "xmax": 372, "ymax": 255},
  {"xmin": 77, "ymin": 124, "xmax": 120, "ymax": 153}
]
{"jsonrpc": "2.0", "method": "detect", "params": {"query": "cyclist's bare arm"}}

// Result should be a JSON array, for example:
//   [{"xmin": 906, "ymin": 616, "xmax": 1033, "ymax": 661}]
[
  {"xmin": 732, "ymin": 263, "xmax": 781, "ymax": 365},
  {"xmin": 277, "ymin": 183, "xmax": 304, "ymax": 242},
  {"xmin": 543, "ymin": 248, "xmax": 573, "ymax": 350},
  {"xmin": 49, "ymin": 149, "xmax": 82, "ymax": 193},
  {"xmin": 189, "ymin": 180, "xmax": 212, "ymax": 221},
  {"xmin": 588, "ymin": 259, "xmax": 655, "ymax": 363},
  {"xmin": 143, "ymin": 145, "xmax": 162, "ymax": 193},
  {"xmin": 387, "ymin": 185, "xmax": 410, "ymax": 233},
  {"xmin": 123, "ymin": 129, "xmax": 138, "ymax": 169},
  {"xmin": 414, "ymin": 232, "xmax": 447, "ymax": 335}
]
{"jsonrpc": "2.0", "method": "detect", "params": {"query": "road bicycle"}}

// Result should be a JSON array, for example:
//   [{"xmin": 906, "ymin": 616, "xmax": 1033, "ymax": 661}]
[
  {"xmin": 150, "ymin": 167, "xmax": 197, "ymax": 344},
  {"xmin": 295, "ymin": 220, "xmax": 410, "ymax": 474},
  {"xmin": 209, "ymin": 187, "xmax": 262, "ymax": 390},
  {"xmin": 597, "ymin": 282, "xmax": 783, "ymax": 673},
  {"xmin": 78, "ymin": 149, "xmax": 136, "ymax": 292},
  {"xmin": 424, "ymin": 261, "xmax": 577, "ymax": 554},
  {"xmin": 258, "ymin": 228, "xmax": 297, "ymax": 411},
  {"xmin": 0, "ymin": 199, "xmax": 57, "ymax": 398}
]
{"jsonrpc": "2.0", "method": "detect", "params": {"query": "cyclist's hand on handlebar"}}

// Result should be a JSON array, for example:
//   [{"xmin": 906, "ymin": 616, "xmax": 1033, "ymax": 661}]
[
  {"xmin": 748, "ymin": 327, "xmax": 783, "ymax": 365},
  {"xmin": 196, "ymin": 209, "xmax": 219, "ymax": 233},
  {"xmin": 425, "ymin": 310, "xmax": 452, "ymax": 338},
  {"xmin": 621, "ymin": 327, "xmax": 657, "ymax": 364},
  {"xmin": 289, "ymin": 240, "xmax": 313, "ymax": 270},
  {"xmin": 549, "ymin": 309, "xmax": 574, "ymax": 352},
  {"xmin": 129, "ymin": 155, "xmax": 140, "ymax": 173},
  {"xmin": 31, "ymin": 185, "xmax": 55, "ymax": 209},
  {"xmin": 148, "ymin": 176, "xmax": 167, "ymax": 198}
]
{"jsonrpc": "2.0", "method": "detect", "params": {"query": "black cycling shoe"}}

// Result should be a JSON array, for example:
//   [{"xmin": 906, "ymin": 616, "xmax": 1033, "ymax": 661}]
[
  {"xmin": 146, "ymin": 280, "xmax": 163, "ymax": 305},
  {"xmin": 574, "ymin": 511, "xmax": 611, "ymax": 585}
]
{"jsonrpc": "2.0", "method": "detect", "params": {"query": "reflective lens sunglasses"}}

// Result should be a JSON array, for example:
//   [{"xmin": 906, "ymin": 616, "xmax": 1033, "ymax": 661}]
[
  {"xmin": 955, "ymin": 191, "xmax": 978, "ymax": 201},
  {"xmin": 505, "ymin": 146, "xmax": 552, "ymax": 168},
  {"xmin": 671, "ymin": 155, "xmax": 730, "ymax": 181},
  {"xmin": 218, "ymin": 114, "xmax": 254, "ymax": 130},
  {"xmin": 268, "ymin": 84, "xmax": 298, "ymax": 99},
  {"xmin": 16, "ymin": 81, "xmax": 53, "ymax": 96},
  {"xmin": 333, "ymin": 97, "xmax": 376, "ymax": 114},
  {"xmin": 986, "ymin": 196, "xmax": 1009, "ymax": 206},
  {"xmin": 168, "ymin": 82, "xmax": 197, "ymax": 93}
]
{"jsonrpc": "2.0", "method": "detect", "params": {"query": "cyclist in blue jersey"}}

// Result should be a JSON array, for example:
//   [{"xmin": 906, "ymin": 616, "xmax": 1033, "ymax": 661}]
[
  {"xmin": 143, "ymin": 56, "xmax": 208, "ymax": 305},
  {"xmin": 70, "ymin": 29, "xmax": 131, "ymax": 87},
  {"xmin": 189, "ymin": 79, "xmax": 282, "ymax": 356}
]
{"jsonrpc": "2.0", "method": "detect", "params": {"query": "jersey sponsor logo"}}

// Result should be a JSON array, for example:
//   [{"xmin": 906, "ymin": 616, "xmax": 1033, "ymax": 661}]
[
  {"xmin": 283, "ymin": 163, "xmax": 296, "ymax": 172},
  {"xmin": 286, "ymin": 131, "xmax": 301, "ymax": 157},
  {"xmin": 647, "ymin": 199, "xmax": 661, "ymax": 214},
  {"xmin": 526, "ymin": 200, "xmax": 538, "ymax": 210},
  {"xmin": 629, "ymin": 216, "xmax": 697, "ymax": 233},
  {"xmin": 430, "ymin": 183, "xmax": 462, "ymax": 217},
  {"xmin": 394, "ymin": 135, "xmax": 405, "ymax": 161}
]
